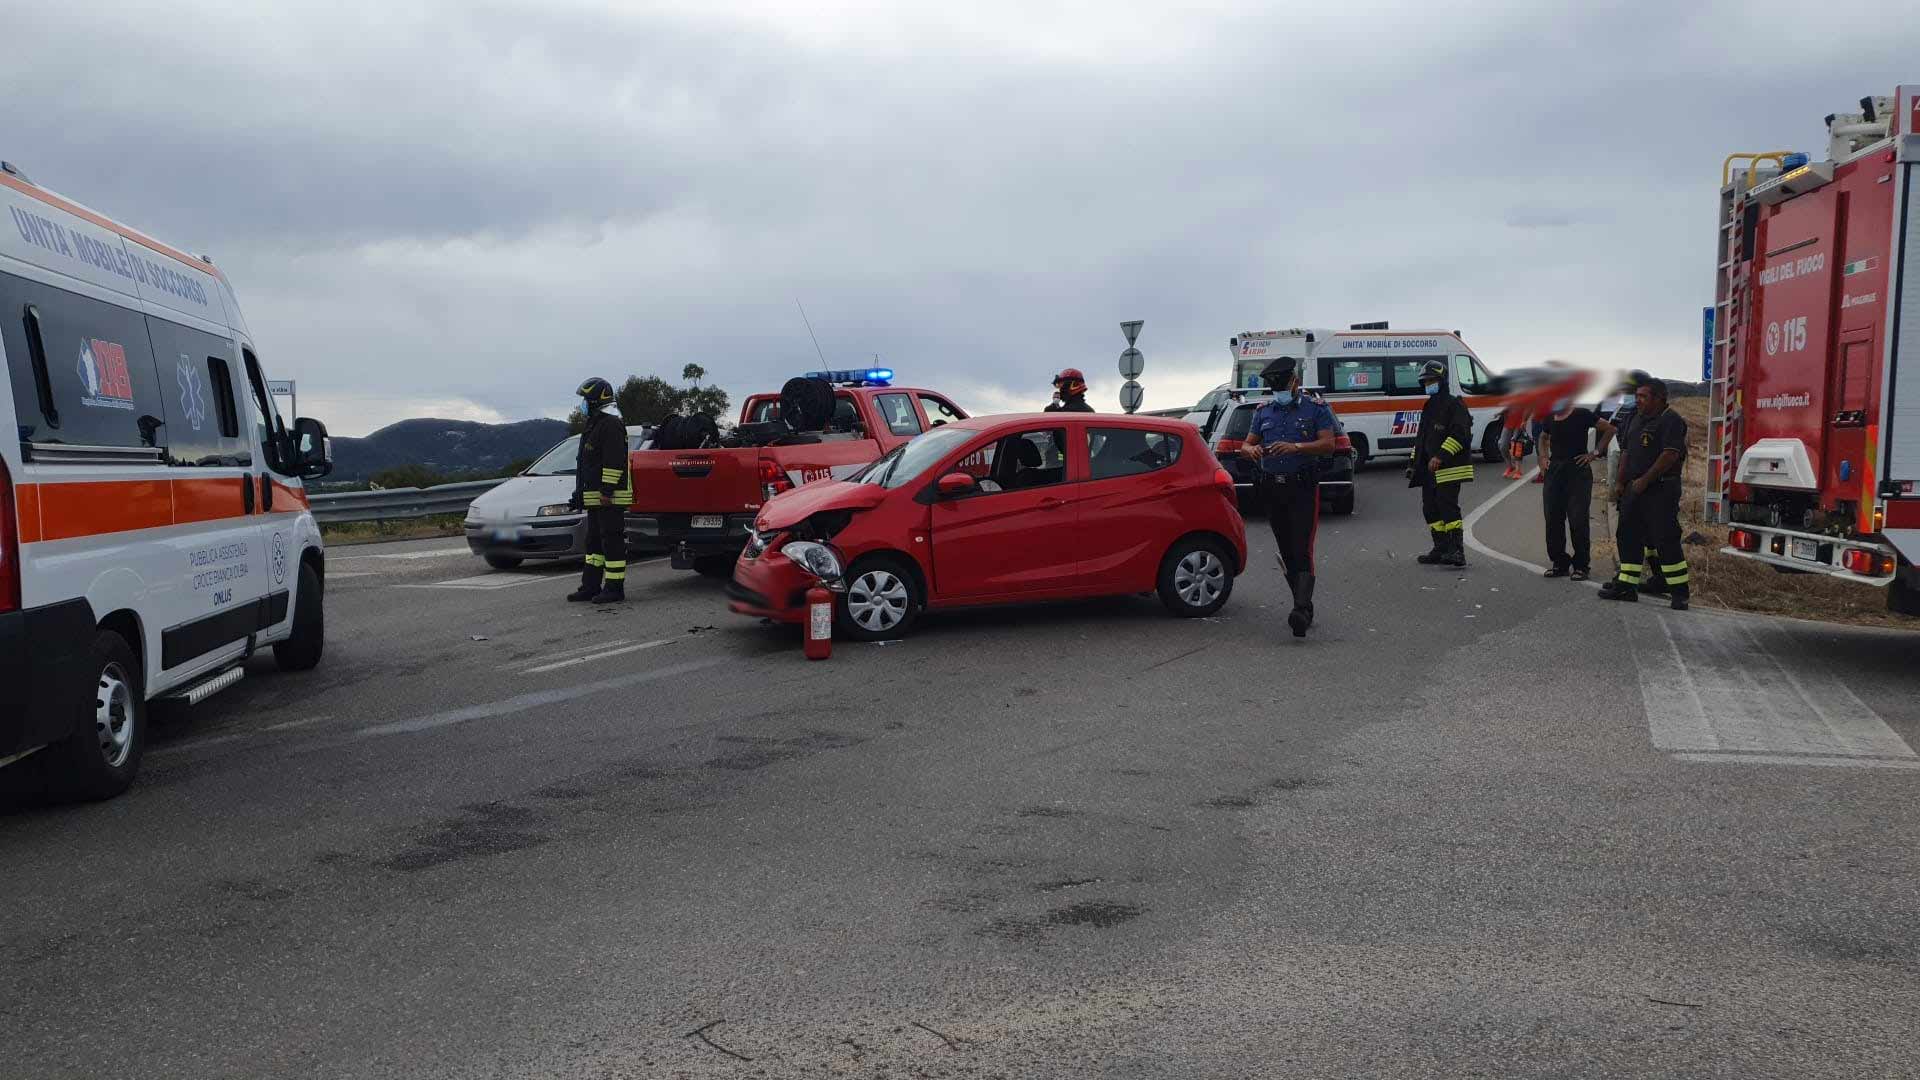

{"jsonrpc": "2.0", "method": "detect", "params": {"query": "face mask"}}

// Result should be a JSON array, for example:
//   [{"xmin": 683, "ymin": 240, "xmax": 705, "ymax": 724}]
[{"xmin": 1424, "ymin": 383, "xmax": 1440, "ymax": 397}]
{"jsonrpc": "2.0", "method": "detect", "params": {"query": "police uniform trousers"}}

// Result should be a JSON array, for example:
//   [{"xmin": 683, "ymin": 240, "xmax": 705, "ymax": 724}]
[
  {"xmin": 583, "ymin": 506, "xmax": 627, "ymax": 585},
  {"xmin": 1261, "ymin": 472, "xmax": 1319, "ymax": 577},
  {"xmin": 1612, "ymin": 477, "xmax": 1687, "ymax": 595},
  {"xmin": 1421, "ymin": 475, "xmax": 1464, "ymax": 547}
]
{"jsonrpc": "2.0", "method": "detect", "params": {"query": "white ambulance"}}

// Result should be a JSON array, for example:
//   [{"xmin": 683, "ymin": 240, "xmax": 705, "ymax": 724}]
[
  {"xmin": 1, "ymin": 162, "xmax": 332, "ymax": 800},
  {"xmin": 1225, "ymin": 326, "xmax": 1509, "ymax": 466}
]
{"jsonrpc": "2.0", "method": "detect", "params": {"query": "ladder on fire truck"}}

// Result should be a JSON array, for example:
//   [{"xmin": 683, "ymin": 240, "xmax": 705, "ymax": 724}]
[{"xmin": 1706, "ymin": 153, "xmax": 1792, "ymax": 524}]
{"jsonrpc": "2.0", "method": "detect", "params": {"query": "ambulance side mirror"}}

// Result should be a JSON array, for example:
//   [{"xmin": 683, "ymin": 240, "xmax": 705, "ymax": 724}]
[{"xmin": 292, "ymin": 417, "xmax": 332, "ymax": 479}]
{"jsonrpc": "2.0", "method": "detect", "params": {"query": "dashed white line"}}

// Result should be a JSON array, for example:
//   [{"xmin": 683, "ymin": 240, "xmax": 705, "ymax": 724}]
[{"xmin": 332, "ymin": 546, "xmax": 473, "ymax": 561}]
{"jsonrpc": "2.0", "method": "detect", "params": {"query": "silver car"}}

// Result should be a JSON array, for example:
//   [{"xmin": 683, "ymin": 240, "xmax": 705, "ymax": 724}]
[{"xmin": 463, "ymin": 427, "xmax": 650, "ymax": 569}]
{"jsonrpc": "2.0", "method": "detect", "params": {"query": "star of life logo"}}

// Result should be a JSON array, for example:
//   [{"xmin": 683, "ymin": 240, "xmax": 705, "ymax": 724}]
[{"xmin": 176, "ymin": 357, "xmax": 207, "ymax": 431}]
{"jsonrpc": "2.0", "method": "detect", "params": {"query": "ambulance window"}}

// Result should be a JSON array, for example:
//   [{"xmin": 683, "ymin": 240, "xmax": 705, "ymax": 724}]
[
  {"xmin": 1451, "ymin": 354, "xmax": 1486, "ymax": 393},
  {"xmin": 1329, "ymin": 361, "xmax": 1385, "ymax": 393},
  {"xmin": 0, "ymin": 272, "xmax": 169, "ymax": 452},
  {"xmin": 1387, "ymin": 359, "xmax": 1433, "ymax": 392},
  {"xmin": 145, "ymin": 316, "xmax": 250, "ymax": 467},
  {"xmin": 242, "ymin": 348, "xmax": 291, "ymax": 474}
]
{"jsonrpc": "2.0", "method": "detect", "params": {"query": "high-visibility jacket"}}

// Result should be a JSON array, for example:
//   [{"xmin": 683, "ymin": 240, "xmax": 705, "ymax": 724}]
[
  {"xmin": 1416, "ymin": 391, "xmax": 1475, "ymax": 485},
  {"xmin": 575, "ymin": 410, "xmax": 633, "ymax": 508}
]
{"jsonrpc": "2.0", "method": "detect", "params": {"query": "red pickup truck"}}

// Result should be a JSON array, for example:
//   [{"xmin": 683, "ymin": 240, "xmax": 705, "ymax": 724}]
[{"xmin": 626, "ymin": 374, "xmax": 969, "ymax": 575}]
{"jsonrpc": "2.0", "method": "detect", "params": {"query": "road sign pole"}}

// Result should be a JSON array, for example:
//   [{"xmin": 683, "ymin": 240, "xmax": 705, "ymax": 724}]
[{"xmin": 1118, "ymin": 320, "xmax": 1144, "ymax": 414}]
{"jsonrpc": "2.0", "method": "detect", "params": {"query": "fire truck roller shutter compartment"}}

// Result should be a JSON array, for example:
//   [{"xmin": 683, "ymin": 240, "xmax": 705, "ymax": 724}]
[{"xmin": 1885, "ymin": 153, "xmax": 1920, "ymax": 565}]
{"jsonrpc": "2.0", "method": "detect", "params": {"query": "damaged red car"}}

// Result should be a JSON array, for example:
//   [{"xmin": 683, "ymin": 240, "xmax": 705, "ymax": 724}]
[{"xmin": 726, "ymin": 414, "xmax": 1248, "ymax": 640}]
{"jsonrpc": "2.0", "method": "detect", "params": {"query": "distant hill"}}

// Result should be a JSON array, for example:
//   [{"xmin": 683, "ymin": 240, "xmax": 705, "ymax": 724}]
[{"xmin": 327, "ymin": 418, "xmax": 570, "ymax": 484}]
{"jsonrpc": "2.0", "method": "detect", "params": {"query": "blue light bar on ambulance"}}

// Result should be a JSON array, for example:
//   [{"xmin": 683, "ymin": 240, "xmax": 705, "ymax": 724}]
[{"xmin": 803, "ymin": 368, "xmax": 894, "ymax": 386}]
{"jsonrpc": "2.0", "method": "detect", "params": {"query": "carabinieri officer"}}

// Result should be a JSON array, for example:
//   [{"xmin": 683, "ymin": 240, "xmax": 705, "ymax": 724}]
[{"xmin": 1241, "ymin": 356, "xmax": 1339, "ymax": 638}]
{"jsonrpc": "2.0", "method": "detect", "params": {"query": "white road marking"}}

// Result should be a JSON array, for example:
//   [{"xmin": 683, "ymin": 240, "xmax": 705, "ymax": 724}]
[
  {"xmin": 332, "ymin": 546, "xmax": 473, "ymax": 561},
  {"xmin": 1459, "ymin": 466, "xmax": 1596, "ymax": 583},
  {"xmin": 523, "ymin": 638, "xmax": 676, "ymax": 674},
  {"xmin": 520, "ymin": 638, "xmax": 635, "ymax": 668},
  {"xmin": 1673, "ymin": 753, "xmax": 1920, "ymax": 770},
  {"xmin": 352, "ymin": 658, "xmax": 722, "ymax": 740},
  {"xmin": 1629, "ymin": 610, "xmax": 1917, "ymax": 767},
  {"xmin": 399, "ymin": 573, "xmax": 549, "ymax": 590},
  {"xmin": 328, "ymin": 572, "xmax": 375, "ymax": 580}
]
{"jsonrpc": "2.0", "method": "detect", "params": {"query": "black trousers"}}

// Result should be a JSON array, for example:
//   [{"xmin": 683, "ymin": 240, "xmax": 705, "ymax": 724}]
[
  {"xmin": 1542, "ymin": 463, "xmax": 1593, "ymax": 572},
  {"xmin": 1420, "ymin": 477, "xmax": 1463, "ymax": 540},
  {"xmin": 1262, "ymin": 475, "xmax": 1319, "ymax": 577},
  {"xmin": 584, "ymin": 506, "xmax": 626, "ymax": 582},
  {"xmin": 1613, "ymin": 478, "xmax": 1687, "ymax": 592}
]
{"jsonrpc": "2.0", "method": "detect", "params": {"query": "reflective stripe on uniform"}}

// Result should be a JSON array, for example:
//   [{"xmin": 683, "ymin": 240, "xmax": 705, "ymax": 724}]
[
  {"xmin": 1616, "ymin": 561, "xmax": 1641, "ymax": 585},
  {"xmin": 583, "ymin": 493, "xmax": 603, "ymax": 506},
  {"xmin": 603, "ymin": 559, "xmax": 627, "ymax": 581},
  {"xmin": 600, "ymin": 468, "xmax": 623, "ymax": 483},
  {"xmin": 1440, "ymin": 437, "xmax": 1464, "ymax": 455},
  {"xmin": 586, "ymin": 554, "xmax": 605, "ymax": 568},
  {"xmin": 1433, "ymin": 466, "xmax": 1475, "ymax": 484},
  {"xmin": 1662, "ymin": 561, "xmax": 1690, "ymax": 585}
]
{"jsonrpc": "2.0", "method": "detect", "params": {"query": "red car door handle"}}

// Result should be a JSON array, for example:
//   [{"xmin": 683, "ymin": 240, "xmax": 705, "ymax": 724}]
[{"xmin": 1038, "ymin": 497, "xmax": 1065, "ymax": 510}]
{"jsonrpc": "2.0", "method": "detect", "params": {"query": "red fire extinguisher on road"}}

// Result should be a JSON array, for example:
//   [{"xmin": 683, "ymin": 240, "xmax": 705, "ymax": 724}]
[{"xmin": 803, "ymin": 585, "xmax": 833, "ymax": 661}]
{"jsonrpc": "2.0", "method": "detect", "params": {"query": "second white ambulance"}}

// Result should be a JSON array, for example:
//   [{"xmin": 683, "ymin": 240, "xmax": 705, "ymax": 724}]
[
  {"xmin": 1225, "ymin": 326, "xmax": 1508, "ymax": 466},
  {"xmin": 1, "ymin": 162, "xmax": 332, "ymax": 800}
]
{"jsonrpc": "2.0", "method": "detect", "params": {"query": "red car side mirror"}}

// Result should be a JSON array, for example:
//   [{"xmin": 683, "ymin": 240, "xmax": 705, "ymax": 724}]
[{"xmin": 937, "ymin": 472, "xmax": 978, "ymax": 497}]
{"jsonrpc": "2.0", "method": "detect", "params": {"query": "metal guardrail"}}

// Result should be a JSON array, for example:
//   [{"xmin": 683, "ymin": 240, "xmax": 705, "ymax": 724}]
[{"xmin": 307, "ymin": 478, "xmax": 507, "ymax": 525}]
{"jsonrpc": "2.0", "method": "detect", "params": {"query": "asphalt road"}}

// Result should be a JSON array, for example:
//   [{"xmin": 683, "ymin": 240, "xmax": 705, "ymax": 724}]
[{"xmin": 4, "ymin": 462, "xmax": 1917, "ymax": 1079}]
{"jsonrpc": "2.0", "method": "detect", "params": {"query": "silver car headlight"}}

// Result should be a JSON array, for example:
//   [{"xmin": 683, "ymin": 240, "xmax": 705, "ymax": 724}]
[
  {"xmin": 780, "ymin": 540, "xmax": 845, "ymax": 584},
  {"xmin": 536, "ymin": 503, "xmax": 577, "ymax": 517}
]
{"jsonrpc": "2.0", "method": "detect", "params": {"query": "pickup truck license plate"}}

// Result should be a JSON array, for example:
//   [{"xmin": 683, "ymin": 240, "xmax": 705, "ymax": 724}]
[
  {"xmin": 1789, "ymin": 537, "xmax": 1820, "ymax": 562},
  {"xmin": 691, "ymin": 515, "xmax": 724, "ymax": 530}
]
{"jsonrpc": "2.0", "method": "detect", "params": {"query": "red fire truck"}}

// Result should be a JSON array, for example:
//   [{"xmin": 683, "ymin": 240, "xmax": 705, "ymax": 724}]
[{"xmin": 1708, "ymin": 85, "xmax": 1920, "ymax": 614}]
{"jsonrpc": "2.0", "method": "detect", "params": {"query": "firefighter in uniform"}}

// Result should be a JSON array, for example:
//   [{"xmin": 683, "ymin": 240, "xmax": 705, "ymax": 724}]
[
  {"xmin": 1044, "ymin": 368, "xmax": 1095, "ymax": 413},
  {"xmin": 1241, "ymin": 356, "xmax": 1338, "ymax": 637},
  {"xmin": 1599, "ymin": 377, "xmax": 1690, "ymax": 610},
  {"xmin": 1592, "ymin": 369, "xmax": 1668, "ymax": 597},
  {"xmin": 1411, "ymin": 358, "xmax": 1475, "ymax": 567},
  {"xmin": 568, "ymin": 377, "xmax": 634, "ymax": 604}
]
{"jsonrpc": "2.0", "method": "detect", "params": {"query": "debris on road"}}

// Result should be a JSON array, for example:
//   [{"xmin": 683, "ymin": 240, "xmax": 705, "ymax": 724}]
[
  {"xmin": 1646, "ymin": 995, "xmax": 1704, "ymax": 1008},
  {"xmin": 468, "ymin": 635, "xmax": 489, "ymax": 642},
  {"xmin": 685, "ymin": 1019, "xmax": 753, "ymax": 1062}
]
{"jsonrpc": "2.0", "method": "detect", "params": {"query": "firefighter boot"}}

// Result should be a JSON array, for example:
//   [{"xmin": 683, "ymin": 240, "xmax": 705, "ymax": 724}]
[
  {"xmin": 1669, "ymin": 585, "xmax": 1690, "ymax": 612},
  {"xmin": 1415, "ymin": 530, "xmax": 1447, "ymax": 564},
  {"xmin": 1597, "ymin": 578, "xmax": 1639, "ymax": 602},
  {"xmin": 567, "ymin": 564, "xmax": 603, "ymax": 603},
  {"xmin": 1286, "ymin": 573, "xmax": 1316, "ymax": 638},
  {"xmin": 590, "ymin": 580, "xmax": 625, "ymax": 605},
  {"xmin": 1441, "ymin": 531, "xmax": 1467, "ymax": 568}
]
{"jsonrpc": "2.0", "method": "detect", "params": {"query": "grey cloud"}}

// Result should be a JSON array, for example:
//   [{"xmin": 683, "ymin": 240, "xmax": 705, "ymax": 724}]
[{"xmin": 6, "ymin": 1, "xmax": 1919, "ymax": 434}]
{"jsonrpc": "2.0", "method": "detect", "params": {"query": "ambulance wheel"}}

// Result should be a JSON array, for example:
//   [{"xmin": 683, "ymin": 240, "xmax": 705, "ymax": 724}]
[
  {"xmin": 274, "ymin": 562, "xmax": 325, "ymax": 672},
  {"xmin": 1158, "ymin": 537, "xmax": 1234, "ymax": 618},
  {"xmin": 836, "ymin": 555, "xmax": 921, "ymax": 641},
  {"xmin": 1348, "ymin": 433, "xmax": 1370, "ymax": 468},
  {"xmin": 42, "ymin": 629, "xmax": 145, "ymax": 801},
  {"xmin": 693, "ymin": 554, "xmax": 737, "ymax": 578},
  {"xmin": 484, "ymin": 553, "xmax": 524, "ymax": 570}
]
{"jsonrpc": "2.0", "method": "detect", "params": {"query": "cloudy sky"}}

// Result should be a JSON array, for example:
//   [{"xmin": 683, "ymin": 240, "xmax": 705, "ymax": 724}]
[{"xmin": 8, "ymin": 1, "xmax": 1918, "ymax": 434}]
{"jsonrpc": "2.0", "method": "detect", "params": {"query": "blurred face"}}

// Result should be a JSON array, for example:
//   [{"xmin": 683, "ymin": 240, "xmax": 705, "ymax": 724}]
[{"xmin": 1635, "ymin": 384, "xmax": 1662, "ymax": 414}]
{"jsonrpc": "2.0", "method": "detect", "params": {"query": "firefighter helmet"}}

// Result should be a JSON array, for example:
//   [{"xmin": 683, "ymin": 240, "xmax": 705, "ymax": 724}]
[
  {"xmin": 1417, "ymin": 358, "xmax": 1447, "ymax": 384},
  {"xmin": 576, "ymin": 376, "xmax": 615, "ymax": 411},
  {"xmin": 1053, "ymin": 368, "xmax": 1088, "ymax": 397}
]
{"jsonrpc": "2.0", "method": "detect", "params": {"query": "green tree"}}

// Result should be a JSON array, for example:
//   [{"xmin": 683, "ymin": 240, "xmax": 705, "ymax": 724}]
[
  {"xmin": 616, "ymin": 375, "xmax": 685, "ymax": 426},
  {"xmin": 682, "ymin": 363, "xmax": 706, "ymax": 386},
  {"xmin": 682, "ymin": 384, "xmax": 730, "ymax": 419},
  {"xmin": 565, "ymin": 408, "xmax": 587, "ymax": 435}
]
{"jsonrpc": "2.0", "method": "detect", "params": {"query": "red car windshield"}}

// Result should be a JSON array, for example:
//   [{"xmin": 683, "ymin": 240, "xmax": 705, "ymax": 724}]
[{"xmin": 853, "ymin": 424, "xmax": 977, "ymax": 489}]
